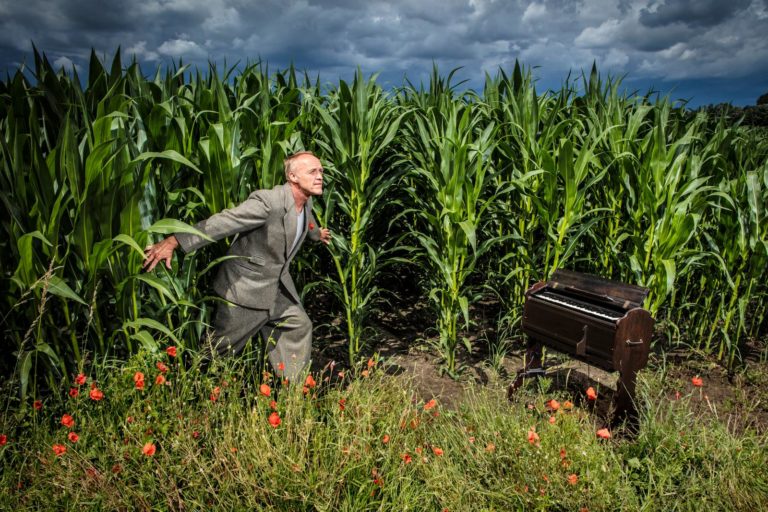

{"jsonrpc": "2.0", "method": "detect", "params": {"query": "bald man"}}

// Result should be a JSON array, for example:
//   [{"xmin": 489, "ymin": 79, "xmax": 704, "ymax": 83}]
[{"xmin": 143, "ymin": 152, "xmax": 330, "ymax": 380}]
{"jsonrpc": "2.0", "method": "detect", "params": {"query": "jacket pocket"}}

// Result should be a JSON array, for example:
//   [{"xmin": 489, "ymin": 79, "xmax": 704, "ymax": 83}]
[
  {"xmin": 248, "ymin": 255, "xmax": 266, "ymax": 266},
  {"xmin": 231, "ymin": 255, "xmax": 265, "ymax": 271}
]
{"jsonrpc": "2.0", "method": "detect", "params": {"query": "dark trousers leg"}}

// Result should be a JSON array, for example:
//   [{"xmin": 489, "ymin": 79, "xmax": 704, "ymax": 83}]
[
  {"xmin": 261, "ymin": 290, "xmax": 313, "ymax": 382},
  {"xmin": 205, "ymin": 291, "xmax": 312, "ymax": 381},
  {"xmin": 205, "ymin": 301, "xmax": 269, "ymax": 359}
]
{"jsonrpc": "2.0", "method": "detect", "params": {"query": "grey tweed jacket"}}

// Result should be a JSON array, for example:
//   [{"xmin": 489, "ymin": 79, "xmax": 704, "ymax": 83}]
[{"xmin": 174, "ymin": 183, "xmax": 320, "ymax": 309}]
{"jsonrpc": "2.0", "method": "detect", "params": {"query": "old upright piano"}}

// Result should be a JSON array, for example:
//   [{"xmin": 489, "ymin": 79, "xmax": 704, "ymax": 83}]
[{"xmin": 510, "ymin": 269, "xmax": 654, "ymax": 422}]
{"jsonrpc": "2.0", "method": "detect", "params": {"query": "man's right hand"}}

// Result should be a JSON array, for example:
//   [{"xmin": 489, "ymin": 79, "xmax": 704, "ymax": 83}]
[{"xmin": 143, "ymin": 235, "xmax": 180, "ymax": 272}]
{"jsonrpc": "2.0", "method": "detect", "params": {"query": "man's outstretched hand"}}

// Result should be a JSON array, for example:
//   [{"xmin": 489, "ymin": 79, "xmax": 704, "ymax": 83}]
[
  {"xmin": 319, "ymin": 228, "xmax": 331, "ymax": 245},
  {"xmin": 143, "ymin": 235, "xmax": 180, "ymax": 272}
]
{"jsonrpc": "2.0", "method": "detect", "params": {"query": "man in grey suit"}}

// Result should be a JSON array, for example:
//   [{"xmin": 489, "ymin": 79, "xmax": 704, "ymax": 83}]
[{"xmin": 143, "ymin": 151, "xmax": 330, "ymax": 380}]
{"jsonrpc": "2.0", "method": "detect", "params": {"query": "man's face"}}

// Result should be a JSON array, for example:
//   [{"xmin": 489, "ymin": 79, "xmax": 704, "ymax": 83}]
[{"xmin": 289, "ymin": 155, "xmax": 324, "ymax": 196}]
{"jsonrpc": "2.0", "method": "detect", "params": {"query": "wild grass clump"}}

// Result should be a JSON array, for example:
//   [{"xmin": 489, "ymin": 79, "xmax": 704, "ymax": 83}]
[{"xmin": 1, "ymin": 353, "xmax": 766, "ymax": 510}]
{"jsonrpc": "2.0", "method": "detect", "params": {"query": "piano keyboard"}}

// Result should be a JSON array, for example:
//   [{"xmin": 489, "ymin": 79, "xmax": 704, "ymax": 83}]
[{"xmin": 535, "ymin": 291, "xmax": 624, "ymax": 321}]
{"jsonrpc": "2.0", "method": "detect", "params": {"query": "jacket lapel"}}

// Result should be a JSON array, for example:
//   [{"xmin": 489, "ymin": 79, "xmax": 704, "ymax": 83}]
[
  {"xmin": 287, "ymin": 197, "xmax": 312, "ymax": 261},
  {"xmin": 282, "ymin": 183, "xmax": 296, "ymax": 259}
]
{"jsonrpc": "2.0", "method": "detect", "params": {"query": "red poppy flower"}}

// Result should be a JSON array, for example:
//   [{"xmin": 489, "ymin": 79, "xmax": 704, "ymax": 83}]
[
  {"xmin": 567, "ymin": 474, "xmax": 578, "ymax": 485},
  {"xmin": 432, "ymin": 446, "xmax": 444, "ymax": 456},
  {"xmin": 69, "ymin": 388, "xmax": 79, "ymax": 398},
  {"xmin": 560, "ymin": 448, "xmax": 567, "ymax": 459},
  {"xmin": 68, "ymin": 432, "xmax": 79, "ymax": 443},
  {"xmin": 155, "ymin": 374, "xmax": 165, "ymax": 386},
  {"xmin": 133, "ymin": 371, "xmax": 145, "ymax": 389},
  {"xmin": 691, "ymin": 376, "xmax": 703, "ymax": 387},
  {"xmin": 527, "ymin": 429, "xmax": 540, "ymax": 445},
  {"xmin": 61, "ymin": 414, "xmax": 74, "ymax": 429},
  {"xmin": 277, "ymin": 362, "xmax": 285, "ymax": 372},
  {"xmin": 259, "ymin": 384, "xmax": 271, "ymax": 397},
  {"xmin": 268, "ymin": 412, "xmax": 281, "ymax": 428},
  {"xmin": 401, "ymin": 453, "xmax": 412, "ymax": 464},
  {"xmin": 309, "ymin": 222, "xmax": 315, "ymax": 231},
  {"xmin": 0, "ymin": 434, "xmax": 7, "ymax": 446},
  {"xmin": 304, "ymin": 374, "xmax": 316, "ymax": 388},
  {"xmin": 89, "ymin": 388, "xmax": 104, "ymax": 401},
  {"xmin": 338, "ymin": 398, "xmax": 346, "ymax": 411},
  {"xmin": 563, "ymin": 400, "xmax": 573, "ymax": 410},
  {"xmin": 382, "ymin": 434, "xmax": 390, "ymax": 444},
  {"xmin": 210, "ymin": 386, "xmax": 221, "ymax": 402},
  {"xmin": 52, "ymin": 444, "xmax": 67, "ymax": 456},
  {"xmin": 586, "ymin": 387, "xmax": 597, "ymax": 401},
  {"xmin": 74, "ymin": 373, "xmax": 87, "ymax": 386},
  {"xmin": 548, "ymin": 415, "xmax": 556, "ymax": 424},
  {"xmin": 361, "ymin": 369, "xmax": 369, "ymax": 378},
  {"xmin": 127, "ymin": 416, "xmax": 134, "ymax": 424},
  {"xmin": 485, "ymin": 442, "xmax": 496, "ymax": 453},
  {"xmin": 166, "ymin": 346, "xmax": 177, "ymax": 357},
  {"xmin": 33, "ymin": 400, "xmax": 42, "ymax": 411},
  {"xmin": 192, "ymin": 431, "xmax": 200, "ymax": 439},
  {"xmin": 142, "ymin": 442, "xmax": 156, "ymax": 456},
  {"xmin": 596, "ymin": 428, "xmax": 611, "ymax": 439},
  {"xmin": 367, "ymin": 358, "xmax": 375, "ymax": 369},
  {"xmin": 547, "ymin": 399, "xmax": 560, "ymax": 411},
  {"xmin": 156, "ymin": 361, "xmax": 168, "ymax": 373},
  {"xmin": 424, "ymin": 399, "xmax": 437, "ymax": 411}
]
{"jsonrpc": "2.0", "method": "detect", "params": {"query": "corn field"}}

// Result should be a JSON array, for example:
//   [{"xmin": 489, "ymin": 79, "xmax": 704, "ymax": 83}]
[{"xmin": 1, "ymin": 49, "xmax": 766, "ymax": 393}]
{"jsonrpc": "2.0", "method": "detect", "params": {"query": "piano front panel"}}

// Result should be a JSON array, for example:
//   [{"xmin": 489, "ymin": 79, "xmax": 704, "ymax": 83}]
[{"xmin": 522, "ymin": 296, "xmax": 619, "ymax": 371}]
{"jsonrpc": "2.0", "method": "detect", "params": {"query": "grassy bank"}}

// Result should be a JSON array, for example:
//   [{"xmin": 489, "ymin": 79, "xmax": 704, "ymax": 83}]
[{"xmin": 1, "ymin": 348, "xmax": 766, "ymax": 511}]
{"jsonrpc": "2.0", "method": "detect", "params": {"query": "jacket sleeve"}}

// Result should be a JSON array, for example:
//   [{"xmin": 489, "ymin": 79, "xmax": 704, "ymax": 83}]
[{"xmin": 175, "ymin": 191, "xmax": 272, "ymax": 253}]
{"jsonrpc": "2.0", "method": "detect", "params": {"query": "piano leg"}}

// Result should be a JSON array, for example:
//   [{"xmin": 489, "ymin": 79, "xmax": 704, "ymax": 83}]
[
  {"xmin": 508, "ymin": 341, "xmax": 545, "ymax": 400},
  {"xmin": 612, "ymin": 365, "xmax": 639, "ymax": 430}
]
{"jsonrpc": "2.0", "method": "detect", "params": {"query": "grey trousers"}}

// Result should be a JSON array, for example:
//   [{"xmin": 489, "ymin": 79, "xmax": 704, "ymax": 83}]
[{"xmin": 207, "ymin": 288, "xmax": 312, "ymax": 381}]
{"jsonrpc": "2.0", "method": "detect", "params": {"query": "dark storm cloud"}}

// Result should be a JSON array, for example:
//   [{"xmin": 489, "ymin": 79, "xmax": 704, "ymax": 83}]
[
  {"xmin": 639, "ymin": 0, "xmax": 752, "ymax": 28},
  {"xmin": 1, "ymin": 0, "xmax": 766, "ymax": 105}
]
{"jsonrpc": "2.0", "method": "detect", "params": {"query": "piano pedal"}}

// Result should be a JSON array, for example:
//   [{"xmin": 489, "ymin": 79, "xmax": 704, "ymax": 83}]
[
  {"xmin": 521, "ymin": 368, "xmax": 546, "ymax": 378},
  {"xmin": 508, "ymin": 368, "xmax": 547, "ymax": 400}
]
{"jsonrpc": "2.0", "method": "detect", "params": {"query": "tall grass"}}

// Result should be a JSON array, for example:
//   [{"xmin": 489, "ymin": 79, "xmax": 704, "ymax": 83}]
[{"xmin": 0, "ymin": 354, "xmax": 765, "ymax": 510}]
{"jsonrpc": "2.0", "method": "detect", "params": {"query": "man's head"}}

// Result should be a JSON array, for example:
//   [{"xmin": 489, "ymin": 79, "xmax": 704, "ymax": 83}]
[{"xmin": 284, "ymin": 151, "xmax": 324, "ymax": 197}]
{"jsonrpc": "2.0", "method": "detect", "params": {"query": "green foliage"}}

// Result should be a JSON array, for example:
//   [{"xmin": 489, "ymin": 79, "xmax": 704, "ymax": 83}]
[
  {"xmin": 312, "ymin": 70, "xmax": 408, "ymax": 365},
  {"xmin": 1, "ymin": 50, "xmax": 767, "ymax": 394},
  {"xmin": 398, "ymin": 84, "xmax": 501, "ymax": 375}
]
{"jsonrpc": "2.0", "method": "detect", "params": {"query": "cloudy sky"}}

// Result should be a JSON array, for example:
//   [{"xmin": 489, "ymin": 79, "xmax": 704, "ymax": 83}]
[{"xmin": 1, "ymin": 0, "xmax": 767, "ymax": 107}]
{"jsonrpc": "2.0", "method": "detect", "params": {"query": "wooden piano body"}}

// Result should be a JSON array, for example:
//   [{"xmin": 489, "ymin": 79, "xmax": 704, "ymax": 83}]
[{"xmin": 511, "ymin": 269, "xmax": 654, "ymax": 422}]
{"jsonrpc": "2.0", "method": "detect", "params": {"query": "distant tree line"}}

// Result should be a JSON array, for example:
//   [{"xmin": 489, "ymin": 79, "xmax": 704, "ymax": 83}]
[{"xmin": 698, "ymin": 92, "xmax": 768, "ymax": 127}]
